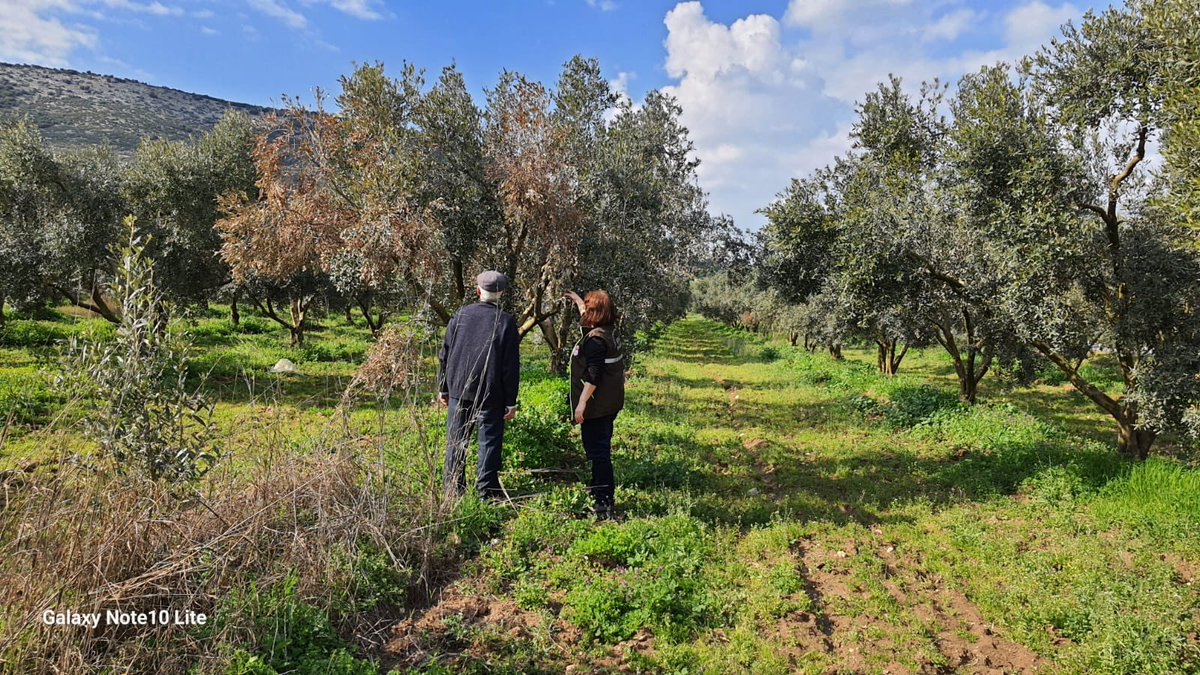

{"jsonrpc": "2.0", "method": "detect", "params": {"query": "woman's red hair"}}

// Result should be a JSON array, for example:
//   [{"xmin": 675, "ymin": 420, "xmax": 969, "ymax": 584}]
[{"xmin": 580, "ymin": 290, "xmax": 617, "ymax": 328}]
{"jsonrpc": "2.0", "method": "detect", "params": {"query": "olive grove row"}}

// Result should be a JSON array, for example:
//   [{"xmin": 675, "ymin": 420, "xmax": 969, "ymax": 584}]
[
  {"xmin": 697, "ymin": 0, "xmax": 1200, "ymax": 458},
  {"xmin": 0, "ymin": 56, "xmax": 740, "ymax": 370}
]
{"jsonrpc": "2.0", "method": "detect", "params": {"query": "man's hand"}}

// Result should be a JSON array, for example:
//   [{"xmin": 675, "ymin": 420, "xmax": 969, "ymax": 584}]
[
  {"xmin": 504, "ymin": 407, "xmax": 517, "ymax": 422},
  {"xmin": 437, "ymin": 393, "xmax": 449, "ymax": 407},
  {"xmin": 574, "ymin": 403, "xmax": 586, "ymax": 425}
]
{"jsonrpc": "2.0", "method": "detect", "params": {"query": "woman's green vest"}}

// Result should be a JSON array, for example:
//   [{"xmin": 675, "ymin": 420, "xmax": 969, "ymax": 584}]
[{"xmin": 570, "ymin": 325, "xmax": 625, "ymax": 420}]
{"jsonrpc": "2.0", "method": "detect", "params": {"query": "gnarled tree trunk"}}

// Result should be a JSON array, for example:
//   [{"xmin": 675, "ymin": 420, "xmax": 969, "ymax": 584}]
[
  {"xmin": 56, "ymin": 277, "xmax": 120, "ymax": 323},
  {"xmin": 932, "ymin": 311, "xmax": 992, "ymax": 404},
  {"xmin": 875, "ymin": 338, "xmax": 906, "ymax": 376},
  {"xmin": 289, "ymin": 298, "xmax": 307, "ymax": 347},
  {"xmin": 1032, "ymin": 339, "xmax": 1156, "ymax": 459},
  {"xmin": 355, "ymin": 294, "xmax": 387, "ymax": 336},
  {"xmin": 540, "ymin": 320, "xmax": 568, "ymax": 376},
  {"xmin": 250, "ymin": 292, "xmax": 312, "ymax": 348},
  {"xmin": 1116, "ymin": 421, "xmax": 1156, "ymax": 460}
]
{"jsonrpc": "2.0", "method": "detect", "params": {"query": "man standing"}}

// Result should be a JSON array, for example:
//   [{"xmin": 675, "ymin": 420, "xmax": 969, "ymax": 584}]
[{"xmin": 437, "ymin": 271, "xmax": 520, "ymax": 499}]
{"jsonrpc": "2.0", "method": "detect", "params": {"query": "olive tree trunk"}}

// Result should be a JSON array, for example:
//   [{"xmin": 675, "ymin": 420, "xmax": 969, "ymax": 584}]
[
  {"xmin": 1033, "ymin": 340, "xmax": 1158, "ymax": 459},
  {"xmin": 875, "ymin": 338, "xmax": 906, "ymax": 376},
  {"xmin": 931, "ymin": 311, "xmax": 992, "ymax": 404}
]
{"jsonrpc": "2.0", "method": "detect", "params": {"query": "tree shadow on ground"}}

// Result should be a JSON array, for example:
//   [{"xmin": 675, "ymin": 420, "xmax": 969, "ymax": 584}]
[
  {"xmin": 995, "ymin": 386, "xmax": 1115, "ymax": 445},
  {"xmin": 613, "ymin": 392, "xmax": 1131, "ymax": 531},
  {"xmin": 198, "ymin": 371, "xmax": 355, "ymax": 408}
]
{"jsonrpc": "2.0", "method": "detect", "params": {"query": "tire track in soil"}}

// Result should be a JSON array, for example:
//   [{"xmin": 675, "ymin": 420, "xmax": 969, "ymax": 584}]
[
  {"xmin": 875, "ymin": 543, "xmax": 1042, "ymax": 674},
  {"xmin": 788, "ymin": 535, "xmax": 1043, "ymax": 674}
]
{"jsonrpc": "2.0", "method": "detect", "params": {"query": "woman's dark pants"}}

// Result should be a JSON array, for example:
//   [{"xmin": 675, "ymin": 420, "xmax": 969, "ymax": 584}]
[{"xmin": 581, "ymin": 413, "xmax": 617, "ymax": 505}]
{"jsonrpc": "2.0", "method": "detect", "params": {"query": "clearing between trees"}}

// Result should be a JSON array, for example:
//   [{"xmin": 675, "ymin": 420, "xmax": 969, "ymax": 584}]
[
  {"xmin": 376, "ymin": 317, "xmax": 1198, "ymax": 673},
  {"xmin": 1, "ymin": 315, "xmax": 1197, "ymax": 673}
]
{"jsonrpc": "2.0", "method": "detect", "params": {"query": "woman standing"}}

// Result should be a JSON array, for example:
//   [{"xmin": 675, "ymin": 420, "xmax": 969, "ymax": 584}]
[{"xmin": 564, "ymin": 290, "xmax": 625, "ymax": 519}]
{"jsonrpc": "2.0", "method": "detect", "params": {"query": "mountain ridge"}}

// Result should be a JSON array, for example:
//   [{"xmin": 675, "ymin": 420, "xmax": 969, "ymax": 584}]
[{"xmin": 0, "ymin": 62, "xmax": 273, "ymax": 152}]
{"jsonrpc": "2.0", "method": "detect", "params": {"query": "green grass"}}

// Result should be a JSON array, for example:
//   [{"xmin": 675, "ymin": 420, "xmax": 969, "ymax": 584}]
[
  {"xmin": 2, "ymin": 312, "xmax": 1198, "ymax": 672},
  {"xmin": 399, "ymin": 318, "xmax": 1200, "ymax": 673}
]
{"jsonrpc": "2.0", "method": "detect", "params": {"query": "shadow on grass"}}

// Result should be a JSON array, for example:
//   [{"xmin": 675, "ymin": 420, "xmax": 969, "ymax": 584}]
[
  {"xmin": 614, "ymin": 386, "xmax": 1132, "ymax": 531},
  {"xmin": 995, "ymin": 386, "xmax": 1115, "ymax": 445},
  {"xmin": 196, "ymin": 370, "xmax": 355, "ymax": 408}
]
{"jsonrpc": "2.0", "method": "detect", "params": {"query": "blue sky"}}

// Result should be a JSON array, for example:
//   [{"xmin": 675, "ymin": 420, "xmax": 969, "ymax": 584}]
[{"xmin": 3, "ymin": 0, "xmax": 1111, "ymax": 229}]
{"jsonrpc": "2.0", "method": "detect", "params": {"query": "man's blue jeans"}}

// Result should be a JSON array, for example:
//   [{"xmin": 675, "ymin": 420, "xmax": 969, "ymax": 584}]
[{"xmin": 444, "ymin": 397, "xmax": 506, "ymax": 498}]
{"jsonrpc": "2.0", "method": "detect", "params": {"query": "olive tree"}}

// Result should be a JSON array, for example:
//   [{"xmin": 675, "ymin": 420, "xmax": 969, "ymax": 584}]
[
  {"xmin": 1010, "ymin": 5, "xmax": 1200, "ymax": 457},
  {"xmin": 481, "ymin": 70, "xmax": 583, "ymax": 337},
  {"xmin": 762, "ymin": 75, "xmax": 1030, "ymax": 397},
  {"xmin": 44, "ymin": 146, "xmax": 125, "ymax": 323},
  {"xmin": 57, "ymin": 217, "xmax": 220, "ymax": 481},
  {"xmin": 0, "ymin": 119, "xmax": 56, "ymax": 326},
  {"xmin": 1142, "ymin": 0, "xmax": 1200, "ymax": 230},
  {"xmin": 414, "ymin": 64, "xmax": 500, "ymax": 312},
  {"xmin": 216, "ymin": 111, "xmax": 336, "ymax": 347},
  {"xmin": 537, "ymin": 60, "xmax": 711, "ymax": 370},
  {"xmin": 525, "ymin": 56, "xmax": 611, "ymax": 371},
  {"xmin": 0, "ymin": 118, "xmax": 125, "ymax": 324},
  {"xmin": 123, "ymin": 111, "xmax": 256, "ymax": 309},
  {"xmin": 591, "ymin": 90, "xmax": 716, "ymax": 338},
  {"xmin": 760, "ymin": 151, "xmax": 925, "ymax": 376}
]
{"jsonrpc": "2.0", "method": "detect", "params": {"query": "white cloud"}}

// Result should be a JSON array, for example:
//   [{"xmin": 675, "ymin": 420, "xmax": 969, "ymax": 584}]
[
  {"xmin": 665, "ymin": 4, "xmax": 787, "ymax": 81},
  {"xmin": 320, "ymin": 0, "xmax": 383, "ymax": 20},
  {"xmin": 659, "ymin": 0, "xmax": 1088, "ymax": 229},
  {"xmin": 200, "ymin": 25, "xmax": 218, "ymax": 36},
  {"xmin": 0, "ymin": 0, "xmax": 97, "ymax": 66},
  {"xmin": 782, "ymin": 0, "xmax": 849, "ymax": 29},
  {"xmin": 661, "ymin": 2, "xmax": 845, "ymax": 227},
  {"xmin": 99, "ymin": 0, "xmax": 183, "ymax": 16},
  {"xmin": 249, "ymin": 0, "xmax": 386, "ymax": 29},
  {"xmin": 248, "ymin": 0, "xmax": 308, "ymax": 29},
  {"xmin": 0, "ymin": 0, "xmax": 204, "ymax": 67},
  {"xmin": 604, "ymin": 71, "xmax": 636, "ymax": 123},
  {"xmin": 923, "ymin": 8, "xmax": 977, "ymax": 42},
  {"xmin": 610, "ymin": 70, "xmax": 635, "ymax": 106},
  {"xmin": 1005, "ymin": 1, "xmax": 1078, "ymax": 53},
  {"xmin": 586, "ymin": 0, "xmax": 618, "ymax": 11}
]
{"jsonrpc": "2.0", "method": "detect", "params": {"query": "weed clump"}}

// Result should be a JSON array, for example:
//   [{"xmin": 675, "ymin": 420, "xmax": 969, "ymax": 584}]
[
  {"xmin": 0, "ymin": 320, "xmax": 72, "ymax": 347},
  {"xmin": 882, "ymin": 385, "xmax": 961, "ymax": 428},
  {"xmin": 1094, "ymin": 458, "xmax": 1200, "ymax": 536},
  {"xmin": 215, "ymin": 573, "xmax": 381, "ymax": 675},
  {"xmin": 482, "ymin": 504, "xmax": 734, "ymax": 646}
]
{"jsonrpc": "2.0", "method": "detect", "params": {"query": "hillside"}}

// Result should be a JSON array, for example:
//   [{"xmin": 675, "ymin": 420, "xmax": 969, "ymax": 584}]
[{"xmin": 0, "ymin": 62, "xmax": 272, "ymax": 152}]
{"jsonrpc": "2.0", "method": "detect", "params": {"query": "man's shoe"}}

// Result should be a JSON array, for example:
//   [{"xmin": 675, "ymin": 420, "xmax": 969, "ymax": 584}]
[
  {"xmin": 480, "ymin": 490, "xmax": 511, "ymax": 505},
  {"xmin": 593, "ymin": 499, "xmax": 616, "ymax": 521}
]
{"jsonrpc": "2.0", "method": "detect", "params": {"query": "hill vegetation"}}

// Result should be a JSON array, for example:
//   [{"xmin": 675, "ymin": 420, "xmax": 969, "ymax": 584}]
[{"xmin": 0, "ymin": 62, "xmax": 271, "ymax": 152}]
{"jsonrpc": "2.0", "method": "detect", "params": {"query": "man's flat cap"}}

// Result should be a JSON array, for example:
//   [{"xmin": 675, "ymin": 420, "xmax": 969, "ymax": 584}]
[{"xmin": 476, "ymin": 270, "xmax": 509, "ymax": 292}]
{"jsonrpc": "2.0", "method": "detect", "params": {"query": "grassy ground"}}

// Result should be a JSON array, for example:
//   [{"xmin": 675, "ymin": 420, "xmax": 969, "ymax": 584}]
[
  {"xmin": 2, "ymin": 311, "xmax": 1198, "ymax": 672},
  {"xmin": 382, "ymin": 318, "xmax": 1200, "ymax": 673},
  {"xmin": 0, "ymin": 306, "xmax": 389, "ymax": 469}
]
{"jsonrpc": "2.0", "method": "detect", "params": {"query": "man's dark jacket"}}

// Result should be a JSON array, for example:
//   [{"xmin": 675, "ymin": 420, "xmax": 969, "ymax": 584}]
[{"xmin": 437, "ymin": 301, "xmax": 520, "ymax": 408}]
